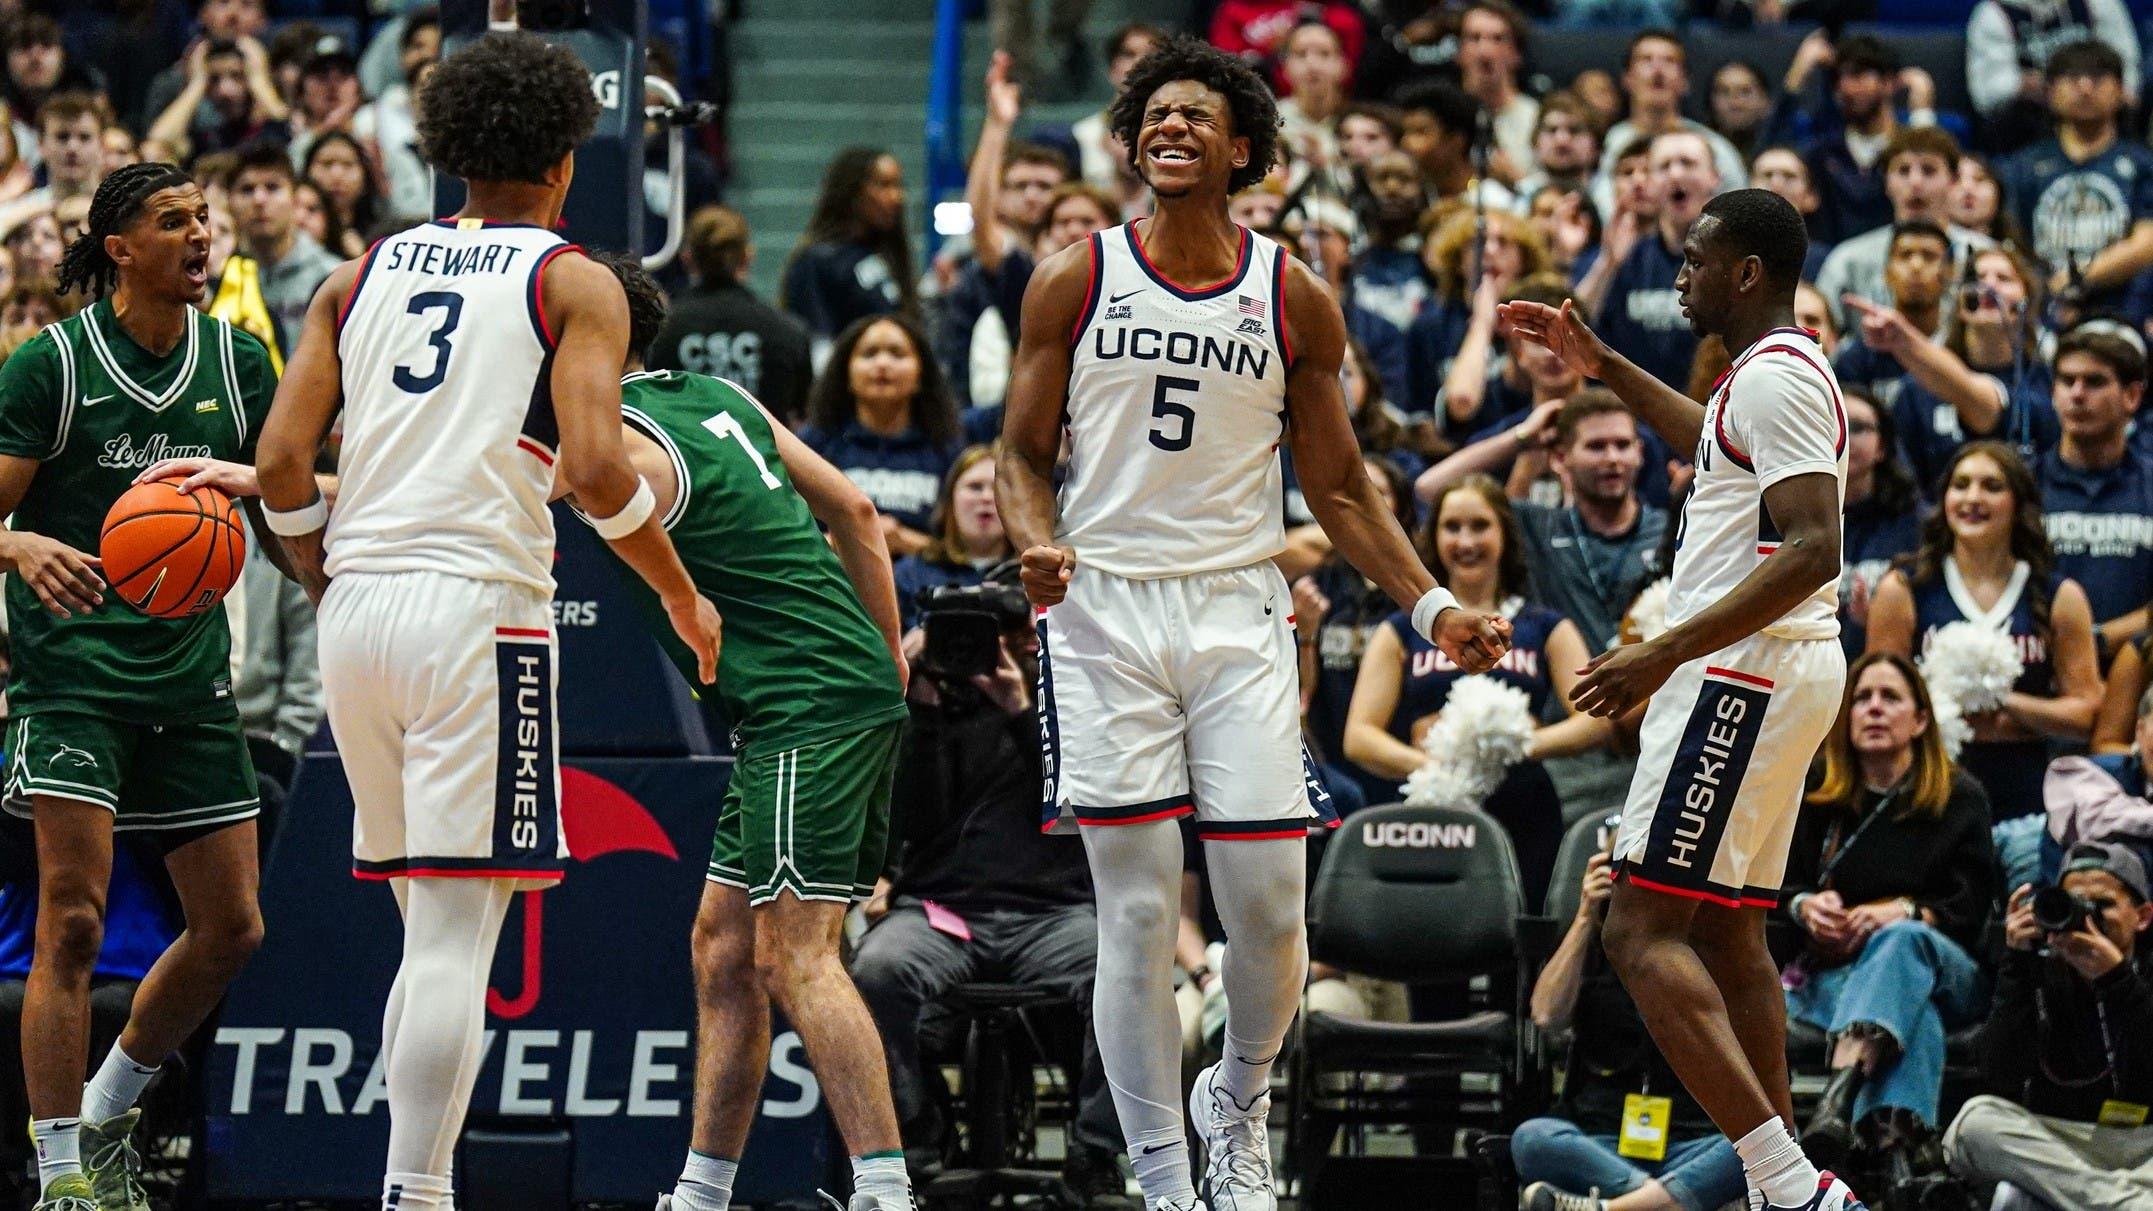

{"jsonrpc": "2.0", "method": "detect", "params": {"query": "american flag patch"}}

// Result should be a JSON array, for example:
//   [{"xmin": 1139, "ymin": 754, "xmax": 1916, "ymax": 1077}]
[{"xmin": 1238, "ymin": 295, "xmax": 1266, "ymax": 319}]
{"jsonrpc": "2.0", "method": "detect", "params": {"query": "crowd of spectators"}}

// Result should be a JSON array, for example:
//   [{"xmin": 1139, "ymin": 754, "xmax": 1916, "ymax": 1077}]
[{"xmin": 7, "ymin": 0, "xmax": 2153, "ymax": 1206}]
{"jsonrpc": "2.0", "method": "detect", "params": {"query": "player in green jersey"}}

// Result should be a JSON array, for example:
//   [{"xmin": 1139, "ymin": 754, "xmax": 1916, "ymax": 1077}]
[
  {"xmin": 593, "ymin": 253, "xmax": 913, "ymax": 1211},
  {"xmin": 0, "ymin": 163, "xmax": 284, "ymax": 1211}
]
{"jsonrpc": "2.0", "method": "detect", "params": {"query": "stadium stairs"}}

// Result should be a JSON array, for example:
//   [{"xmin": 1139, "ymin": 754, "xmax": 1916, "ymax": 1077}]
[{"xmin": 728, "ymin": 0, "xmax": 1144, "ymax": 303}]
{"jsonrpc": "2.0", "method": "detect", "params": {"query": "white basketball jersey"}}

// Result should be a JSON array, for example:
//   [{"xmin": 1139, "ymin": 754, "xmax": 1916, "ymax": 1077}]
[
  {"xmin": 1060, "ymin": 223, "xmax": 1293, "ymax": 578},
  {"xmin": 1670, "ymin": 326, "xmax": 1847, "ymax": 641},
  {"xmin": 328, "ymin": 220, "xmax": 573, "ymax": 592}
]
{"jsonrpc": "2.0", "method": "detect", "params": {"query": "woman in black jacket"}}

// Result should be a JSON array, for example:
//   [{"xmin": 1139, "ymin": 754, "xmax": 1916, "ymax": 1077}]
[{"xmin": 1782, "ymin": 652, "xmax": 1997, "ymax": 1164}]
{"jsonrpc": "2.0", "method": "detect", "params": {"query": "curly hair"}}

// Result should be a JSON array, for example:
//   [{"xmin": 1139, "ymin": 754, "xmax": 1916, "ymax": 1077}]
[
  {"xmin": 416, "ymin": 32, "xmax": 598, "ymax": 185},
  {"xmin": 586, "ymin": 248, "xmax": 669, "ymax": 365},
  {"xmin": 1107, "ymin": 34, "xmax": 1280, "ymax": 195},
  {"xmin": 55, "ymin": 161, "xmax": 197, "ymax": 300},
  {"xmin": 1423, "ymin": 208, "xmax": 1550, "ymax": 303}
]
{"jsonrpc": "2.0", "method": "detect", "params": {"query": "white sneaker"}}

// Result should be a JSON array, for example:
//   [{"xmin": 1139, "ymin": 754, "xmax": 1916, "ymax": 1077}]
[{"xmin": 1188, "ymin": 1062, "xmax": 1276, "ymax": 1211}]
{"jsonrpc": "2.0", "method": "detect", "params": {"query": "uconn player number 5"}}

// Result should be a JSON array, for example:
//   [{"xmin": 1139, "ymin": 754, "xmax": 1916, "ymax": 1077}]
[{"xmin": 1149, "ymin": 375, "xmax": 1199, "ymax": 451}]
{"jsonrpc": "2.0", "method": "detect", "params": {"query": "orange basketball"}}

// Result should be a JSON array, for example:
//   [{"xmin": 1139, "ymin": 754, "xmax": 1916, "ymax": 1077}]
[{"xmin": 99, "ymin": 478, "xmax": 247, "ymax": 620}]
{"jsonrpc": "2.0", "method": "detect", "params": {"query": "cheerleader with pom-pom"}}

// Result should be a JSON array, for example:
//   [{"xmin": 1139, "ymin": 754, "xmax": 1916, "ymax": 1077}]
[
  {"xmin": 1865, "ymin": 442, "xmax": 2101, "ymax": 818},
  {"xmin": 1344, "ymin": 476, "xmax": 1613, "ymax": 904}
]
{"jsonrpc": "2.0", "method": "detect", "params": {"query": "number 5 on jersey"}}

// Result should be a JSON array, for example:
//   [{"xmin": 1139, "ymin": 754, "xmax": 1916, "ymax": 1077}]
[{"xmin": 1150, "ymin": 375, "xmax": 1197, "ymax": 452}]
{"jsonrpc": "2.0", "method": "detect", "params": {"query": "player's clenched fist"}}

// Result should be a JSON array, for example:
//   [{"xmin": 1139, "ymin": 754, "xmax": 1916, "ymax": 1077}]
[
  {"xmin": 1436, "ymin": 608, "xmax": 1512, "ymax": 673},
  {"xmin": 667, "ymin": 593, "xmax": 724, "ymax": 684},
  {"xmin": 1020, "ymin": 543, "xmax": 1076, "ymax": 607}
]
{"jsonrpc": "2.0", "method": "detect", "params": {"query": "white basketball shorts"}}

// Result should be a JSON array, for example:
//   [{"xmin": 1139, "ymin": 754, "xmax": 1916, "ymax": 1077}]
[
  {"xmin": 1036, "ymin": 560, "xmax": 1336, "ymax": 839},
  {"xmin": 318, "ymin": 570, "xmax": 567, "ymax": 889},
  {"xmin": 1612, "ymin": 630, "xmax": 1844, "ymax": 907}
]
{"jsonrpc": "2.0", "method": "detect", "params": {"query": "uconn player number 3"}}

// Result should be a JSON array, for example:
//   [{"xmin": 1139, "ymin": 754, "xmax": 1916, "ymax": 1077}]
[
  {"xmin": 393, "ymin": 290, "xmax": 465, "ymax": 394},
  {"xmin": 1149, "ymin": 375, "xmax": 1198, "ymax": 452}
]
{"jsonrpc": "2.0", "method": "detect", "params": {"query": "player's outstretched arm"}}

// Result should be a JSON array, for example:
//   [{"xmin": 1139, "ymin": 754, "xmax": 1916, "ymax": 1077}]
[
  {"xmin": 994, "ymin": 238, "xmax": 1086, "ymax": 608},
  {"xmin": 1281, "ymin": 257, "xmax": 1510, "ymax": 674},
  {"xmin": 1499, "ymin": 298, "xmax": 1706, "ymax": 454},
  {"xmin": 257, "ymin": 262, "xmax": 361, "ymax": 600},
  {"xmin": 1570, "ymin": 470, "xmax": 1840, "ymax": 718},
  {"xmin": 545, "ymin": 252, "xmax": 721, "ymax": 684},
  {"xmin": 758, "ymin": 398, "xmax": 907, "ymax": 687}
]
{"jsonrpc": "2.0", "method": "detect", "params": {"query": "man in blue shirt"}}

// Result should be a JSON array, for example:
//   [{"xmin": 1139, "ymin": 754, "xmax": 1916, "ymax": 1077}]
[
  {"xmin": 1349, "ymin": 151, "xmax": 1429, "ymax": 339},
  {"xmin": 1590, "ymin": 130, "xmax": 1719, "ymax": 396},
  {"xmin": 1999, "ymin": 41, "xmax": 2153, "ymax": 322},
  {"xmin": 2039, "ymin": 328, "xmax": 2153, "ymax": 646}
]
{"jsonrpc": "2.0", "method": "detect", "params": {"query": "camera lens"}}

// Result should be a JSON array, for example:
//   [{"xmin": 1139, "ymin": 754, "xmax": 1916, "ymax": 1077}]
[{"xmin": 2031, "ymin": 885, "xmax": 2084, "ymax": 933}]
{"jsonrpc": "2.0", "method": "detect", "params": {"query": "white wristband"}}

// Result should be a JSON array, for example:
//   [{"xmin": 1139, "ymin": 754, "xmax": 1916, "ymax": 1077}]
[
  {"xmin": 263, "ymin": 496, "xmax": 328, "ymax": 537},
  {"xmin": 1410, "ymin": 586, "xmax": 1460, "ymax": 641},
  {"xmin": 589, "ymin": 478, "xmax": 656, "ymax": 541}
]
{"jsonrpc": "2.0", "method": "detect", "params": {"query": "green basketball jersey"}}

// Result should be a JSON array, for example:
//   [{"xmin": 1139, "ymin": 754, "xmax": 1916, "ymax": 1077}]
[
  {"xmin": 0, "ymin": 301, "xmax": 277, "ymax": 723},
  {"xmin": 609, "ymin": 370, "xmax": 906, "ymax": 752}
]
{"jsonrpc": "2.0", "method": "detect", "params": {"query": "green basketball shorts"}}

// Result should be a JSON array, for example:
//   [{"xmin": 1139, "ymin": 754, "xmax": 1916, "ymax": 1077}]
[
  {"xmin": 708, "ymin": 718, "xmax": 903, "ymax": 907},
  {"xmin": 4, "ymin": 708, "xmax": 260, "ymax": 844}
]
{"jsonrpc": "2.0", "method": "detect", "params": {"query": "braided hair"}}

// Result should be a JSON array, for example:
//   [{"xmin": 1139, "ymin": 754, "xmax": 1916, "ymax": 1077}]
[{"xmin": 54, "ymin": 162, "xmax": 197, "ymax": 300}]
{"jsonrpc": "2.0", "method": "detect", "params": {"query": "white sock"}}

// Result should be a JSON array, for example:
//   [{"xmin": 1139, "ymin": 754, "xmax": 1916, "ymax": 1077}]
[
  {"xmin": 849, "ymin": 1152, "xmax": 912, "ymax": 1208},
  {"xmin": 383, "ymin": 1170, "xmax": 452, "ymax": 1209},
  {"xmin": 81, "ymin": 1042, "xmax": 161, "ymax": 1123},
  {"xmin": 1735, "ymin": 1116, "xmax": 1822, "ymax": 1208},
  {"xmin": 1127, "ymin": 1124, "xmax": 1196, "ymax": 1210},
  {"xmin": 32, "ymin": 1117, "xmax": 80, "ymax": 1187},
  {"xmin": 671, "ymin": 1150, "xmax": 737, "ymax": 1211},
  {"xmin": 1217, "ymin": 1029, "xmax": 1280, "ymax": 1108}
]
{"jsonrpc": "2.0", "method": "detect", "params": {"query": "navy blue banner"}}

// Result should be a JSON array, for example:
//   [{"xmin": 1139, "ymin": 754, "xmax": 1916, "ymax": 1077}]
[{"xmin": 207, "ymin": 754, "xmax": 829, "ymax": 1203}]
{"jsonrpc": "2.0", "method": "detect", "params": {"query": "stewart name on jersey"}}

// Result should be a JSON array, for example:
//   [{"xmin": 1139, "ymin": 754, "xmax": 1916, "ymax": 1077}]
[{"xmin": 0, "ymin": 301, "xmax": 276, "ymax": 721}]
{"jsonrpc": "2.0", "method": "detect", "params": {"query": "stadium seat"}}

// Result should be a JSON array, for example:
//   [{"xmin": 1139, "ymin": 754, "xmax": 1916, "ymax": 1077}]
[
  {"xmin": 1542, "ymin": 808, "xmax": 1623, "ymax": 923},
  {"xmin": 1287, "ymin": 803, "xmax": 1538, "ymax": 1194},
  {"xmin": 920, "ymin": 982, "xmax": 1086, "ymax": 1210}
]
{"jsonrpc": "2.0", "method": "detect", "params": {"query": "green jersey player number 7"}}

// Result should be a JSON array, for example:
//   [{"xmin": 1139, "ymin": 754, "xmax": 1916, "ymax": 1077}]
[{"xmin": 141, "ymin": 251, "xmax": 926, "ymax": 1211}]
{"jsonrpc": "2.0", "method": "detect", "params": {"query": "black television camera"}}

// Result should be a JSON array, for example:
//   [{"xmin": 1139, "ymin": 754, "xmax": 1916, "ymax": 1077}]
[{"xmin": 916, "ymin": 569, "xmax": 1032, "ymax": 683}]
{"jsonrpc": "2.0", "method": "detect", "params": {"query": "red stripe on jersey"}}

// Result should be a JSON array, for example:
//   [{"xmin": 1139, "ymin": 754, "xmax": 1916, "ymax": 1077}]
[
  {"xmin": 1070, "ymin": 232, "xmax": 1102, "ymax": 347},
  {"xmin": 1706, "ymin": 665, "xmax": 1774, "ymax": 689},
  {"xmin": 336, "ymin": 237, "xmax": 389, "ymax": 333},
  {"xmin": 528, "ymin": 244, "xmax": 579, "ymax": 349},
  {"xmin": 516, "ymin": 436, "xmax": 555, "ymax": 466},
  {"xmin": 1272, "ymin": 244, "xmax": 1294, "ymax": 367},
  {"xmin": 1619, "ymin": 870, "xmax": 1749, "ymax": 909},
  {"xmin": 1077, "ymin": 806, "xmax": 1196, "ymax": 827},
  {"xmin": 496, "ymin": 626, "xmax": 551, "ymax": 638},
  {"xmin": 1755, "ymin": 344, "xmax": 1846, "ymax": 456}
]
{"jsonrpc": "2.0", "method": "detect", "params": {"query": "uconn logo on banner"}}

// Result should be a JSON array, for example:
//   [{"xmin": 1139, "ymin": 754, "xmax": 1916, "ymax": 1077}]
[{"xmin": 1362, "ymin": 820, "xmax": 1477, "ymax": 849}]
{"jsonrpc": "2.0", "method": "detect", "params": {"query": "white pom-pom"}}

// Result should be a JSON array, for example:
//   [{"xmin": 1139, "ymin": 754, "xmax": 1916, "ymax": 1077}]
[
  {"xmin": 1917, "ymin": 621, "xmax": 2023, "ymax": 759},
  {"xmin": 1401, "ymin": 675, "xmax": 1537, "ymax": 811},
  {"xmin": 1627, "ymin": 577, "xmax": 1672, "ymax": 644}
]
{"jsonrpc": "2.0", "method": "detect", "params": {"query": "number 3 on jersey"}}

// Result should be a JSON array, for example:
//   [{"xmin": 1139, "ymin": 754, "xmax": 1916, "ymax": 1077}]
[
  {"xmin": 703, "ymin": 411, "xmax": 782, "ymax": 489},
  {"xmin": 392, "ymin": 291, "xmax": 463, "ymax": 394},
  {"xmin": 1149, "ymin": 375, "xmax": 1197, "ymax": 452}
]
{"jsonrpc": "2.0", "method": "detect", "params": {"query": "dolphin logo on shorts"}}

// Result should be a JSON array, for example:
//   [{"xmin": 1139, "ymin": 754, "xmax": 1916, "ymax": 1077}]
[{"xmin": 47, "ymin": 745, "xmax": 97, "ymax": 771}]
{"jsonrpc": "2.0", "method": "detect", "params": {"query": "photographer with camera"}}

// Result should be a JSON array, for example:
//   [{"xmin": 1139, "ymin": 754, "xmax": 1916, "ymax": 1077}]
[
  {"xmin": 1944, "ymin": 842, "xmax": 2153, "ymax": 1210},
  {"xmin": 851, "ymin": 571, "xmax": 1129, "ymax": 1206},
  {"xmin": 891, "ymin": 447, "xmax": 1015, "ymax": 631}
]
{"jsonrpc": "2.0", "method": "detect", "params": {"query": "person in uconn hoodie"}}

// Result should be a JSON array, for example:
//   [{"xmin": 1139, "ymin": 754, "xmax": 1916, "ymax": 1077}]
[{"xmin": 801, "ymin": 314, "xmax": 963, "ymax": 561}]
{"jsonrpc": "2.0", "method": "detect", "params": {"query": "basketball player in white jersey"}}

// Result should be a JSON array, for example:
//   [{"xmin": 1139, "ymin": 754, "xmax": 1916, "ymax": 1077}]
[
  {"xmin": 252, "ymin": 35, "xmax": 720, "ymax": 1211},
  {"xmin": 997, "ymin": 37, "xmax": 1511, "ymax": 1211},
  {"xmin": 1501, "ymin": 189, "xmax": 1867, "ymax": 1211}
]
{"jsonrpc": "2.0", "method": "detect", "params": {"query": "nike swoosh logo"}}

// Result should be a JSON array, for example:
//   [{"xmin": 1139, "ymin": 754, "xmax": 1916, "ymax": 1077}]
[
  {"xmin": 1263, "ymin": 601, "xmax": 1274, "ymax": 615},
  {"xmin": 1109, "ymin": 290, "xmax": 1143, "ymax": 303},
  {"xmin": 1139, "ymin": 1141, "xmax": 1178, "ymax": 1155},
  {"xmin": 81, "ymin": 393, "xmax": 113, "ymax": 407}
]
